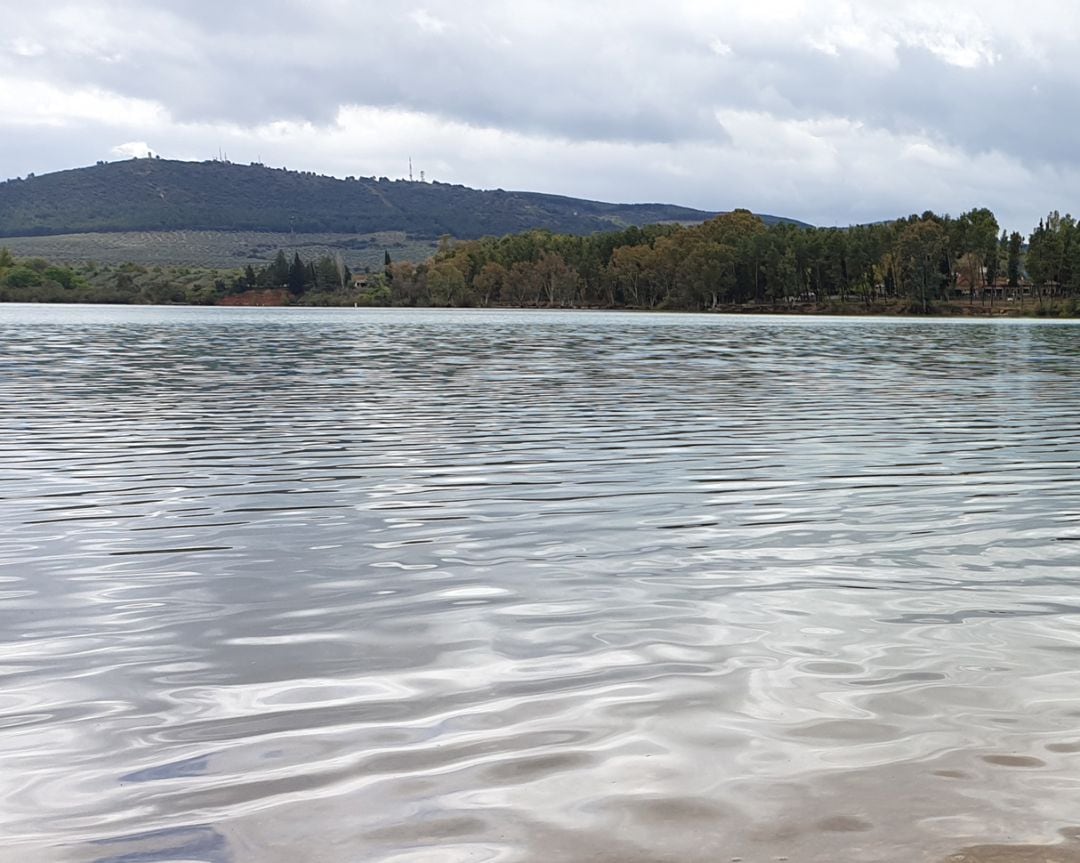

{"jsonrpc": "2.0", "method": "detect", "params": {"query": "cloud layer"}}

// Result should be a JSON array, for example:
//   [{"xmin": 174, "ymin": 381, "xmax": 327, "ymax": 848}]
[{"xmin": 3, "ymin": 0, "xmax": 1080, "ymax": 231}]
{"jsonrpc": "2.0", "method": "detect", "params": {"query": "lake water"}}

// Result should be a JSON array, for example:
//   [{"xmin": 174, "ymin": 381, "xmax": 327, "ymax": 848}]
[{"xmin": 3, "ymin": 305, "xmax": 1080, "ymax": 863}]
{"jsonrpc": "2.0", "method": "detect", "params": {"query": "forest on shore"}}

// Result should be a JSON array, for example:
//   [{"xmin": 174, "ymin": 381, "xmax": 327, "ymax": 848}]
[{"xmin": 4, "ymin": 207, "xmax": 1080, "ymax": 315}]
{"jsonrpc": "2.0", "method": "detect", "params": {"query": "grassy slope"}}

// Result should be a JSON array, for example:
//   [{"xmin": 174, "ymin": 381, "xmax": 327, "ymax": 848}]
[{"xmin": 0, "ymin": 230, "xmax": 436, "ymax": 271}]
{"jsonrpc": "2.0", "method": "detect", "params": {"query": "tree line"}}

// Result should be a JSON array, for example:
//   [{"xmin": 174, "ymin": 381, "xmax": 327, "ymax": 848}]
[
  {"xmin": 384, "ymin": 208, "xmax": 1043, "ymax": 313},
  {"xmin": 0, "ymin": 249, "xmax": 362, "ymax": 305},
  {"xmin": 7, "ymin": 206, "xmax": 1080, "ymax": 314},
  {"xmin": 227, "ymin": 250, "xmax": 356, "ymax": 299}
]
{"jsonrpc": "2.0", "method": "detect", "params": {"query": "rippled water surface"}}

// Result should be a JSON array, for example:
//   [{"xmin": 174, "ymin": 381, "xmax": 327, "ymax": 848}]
[{"xmin": 4, "ymin": 305, "xmax": 1080, "ymax": 863}]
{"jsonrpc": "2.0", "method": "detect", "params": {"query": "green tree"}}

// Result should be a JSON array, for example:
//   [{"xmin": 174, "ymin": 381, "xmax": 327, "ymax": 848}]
[
  {"xmin": 1007, "ymin": 232, "xmax": 1022, "ymax": 288},
  {"xmin": 956, "ymin": 207, "xmax": 999, "ymax": 297},
  {"xmin": 473, "ymin": 262, "xmax": 506, "ymax": 307},
  {"xmin": 3, "ymin": 266, "xmax": 43, "ymax": 288},
  {"xmin": 315, "ymin": 256, "xmax": 340, "ymax": 292},
  {"xmin": 897, "ymin": 219, "xmax": 947, "ymax": 313},
  {"xmin": 427, "ymin": 261, "xmax": 468, "ymax": 306},
  {"xmin": 43, "ymin": 266, "xmax": 76, "ymax": 290},
  {"xmin": 534, "ymin": 251, "xmax": 579, "ymax": 306},
  {"xmin": 266, "ymin": 250, "xmax": 289, "ymax": 287},
  {"xmin": 288, "ymin": 253, "xmax": 306, "ymax": 296},
  {"xmin": 607, "ymin": 244, "xmax": 655, "ymax": 308}
]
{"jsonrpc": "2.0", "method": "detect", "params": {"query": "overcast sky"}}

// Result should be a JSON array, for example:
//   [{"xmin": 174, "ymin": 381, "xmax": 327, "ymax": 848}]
[{"xmin": 3, "ymin": 1, "xmax": 1080, "ymax": 232}]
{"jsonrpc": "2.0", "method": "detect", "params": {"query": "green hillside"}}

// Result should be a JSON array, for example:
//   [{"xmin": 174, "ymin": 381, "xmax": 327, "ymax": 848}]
[
  {"xmin": 0, "ymin": 230, "xmax": 436, "ymax": 271},
  {"xmin": 0, "ymin": 158, "xmax": 807, "ymax": 239}
]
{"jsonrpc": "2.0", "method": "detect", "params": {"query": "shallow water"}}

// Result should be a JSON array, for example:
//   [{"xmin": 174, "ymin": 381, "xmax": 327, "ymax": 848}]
[{"xmin": 2, "ymin": 305, "xmax": 1080, "ymax": 863}]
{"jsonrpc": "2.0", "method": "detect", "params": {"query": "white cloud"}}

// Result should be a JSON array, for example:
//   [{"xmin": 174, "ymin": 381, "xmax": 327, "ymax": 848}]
[
  {"xmin": 902, "ymin": 142, "xmax": 958, "ymax": 170},
  {"xmin": 709, "ymin": 39, "xmax": 733, "ymax": 57},
  {"xmin": 410, "ymin": 9, "xmax": 448, "ymax": 34},
  {"xmin": 804, "ymin": 23, "xmax": 899, "ymax": 67},
  {"xmin": 10, "ymin": 38, "xmax": 46, "ymax": 58},
  {"xmin": 0, "ymin": 77, "xmax": 166, "ymax": 127},
  {"xmin": 111, "ymin": 141, "xmax": 155, "ymax": 159}
]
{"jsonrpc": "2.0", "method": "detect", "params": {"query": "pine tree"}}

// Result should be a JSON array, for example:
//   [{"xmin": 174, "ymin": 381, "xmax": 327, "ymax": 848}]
[
  {"xmin": 1007, "ymin": 232, "xmax": 1022, "ymax": 288},
  {"xmin": 268, "ymin": 250, "xmax": 289, "ymax": 287},
  {"xmin": 288, "ymin": 253, "xmax": 306, "ymax": 296}
]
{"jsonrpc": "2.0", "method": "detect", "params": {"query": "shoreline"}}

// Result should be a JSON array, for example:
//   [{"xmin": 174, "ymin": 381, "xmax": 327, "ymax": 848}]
[{"xmin": 2, "ymin": 298, "xmax": 1077, "ymax": 320}]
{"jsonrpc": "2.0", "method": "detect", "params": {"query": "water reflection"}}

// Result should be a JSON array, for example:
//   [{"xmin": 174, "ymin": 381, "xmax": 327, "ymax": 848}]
[
  {"xmin": 90, "ymin": 825, "xmax": 230, "ymax": 863},
  {"xmin": 2, "ymin": 307, "xmax": 1080, "ymax": 861}
]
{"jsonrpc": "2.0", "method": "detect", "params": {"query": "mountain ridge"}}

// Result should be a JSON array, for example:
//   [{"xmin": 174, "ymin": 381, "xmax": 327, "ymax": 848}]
[{"xmin": 0, "ymin": 158, "xmax": 811, "ymax": 239}]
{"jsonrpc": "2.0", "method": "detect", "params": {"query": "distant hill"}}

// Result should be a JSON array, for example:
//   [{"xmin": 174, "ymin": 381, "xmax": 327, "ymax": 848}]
[{"xmin": 0, "ymin": 158, "xmax": 809, "ymax": 239}]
